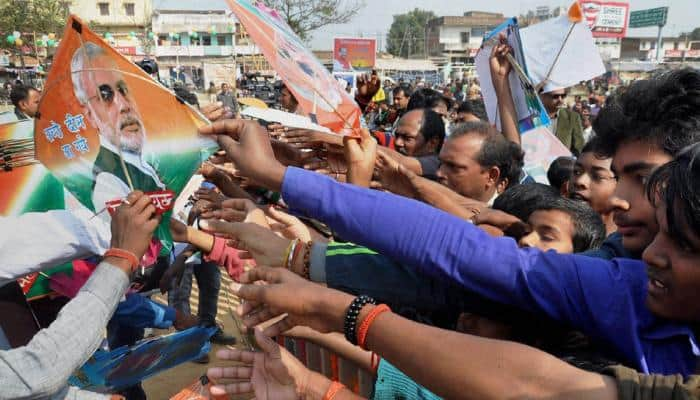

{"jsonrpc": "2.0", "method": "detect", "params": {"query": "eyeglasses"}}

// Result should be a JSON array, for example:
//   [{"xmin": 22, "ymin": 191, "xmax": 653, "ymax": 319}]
[
  {"xmin": 548, "ymin": 93, "xmax": 566, "ymax": 99},
  {"xmin": 89, "ymin": 80, "xmax": 130, "ymax": 104}
]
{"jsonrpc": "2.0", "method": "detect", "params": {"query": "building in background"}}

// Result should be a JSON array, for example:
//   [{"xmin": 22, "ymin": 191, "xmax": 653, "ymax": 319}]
[
  {"xmin": 69, "ymin": 0, "xmax": 153, "ymax": 58},
  {"xmin": 426, "ymin": 12, "xmax": 506, "ymax": 65},
  {"xmin": 620, "ymin": 35, "xmax": 700, "ymax": 61},
  {"xmin": 426, "ymin": 11, "xmax": 505, "ymax": 81},
  {"xmin": 150, "ymin": 0, "xmax": 269, "ymax": 89}
]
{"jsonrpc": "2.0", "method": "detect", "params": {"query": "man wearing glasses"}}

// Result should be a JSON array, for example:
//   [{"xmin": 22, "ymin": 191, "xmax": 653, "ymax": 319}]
[
  {"xmin": 70, "ymin": 42, "xmax": 165, "ymax": 215},
  {"xmin": 539, "ymin": 87, "xmax": 585, "ymax": 156}
]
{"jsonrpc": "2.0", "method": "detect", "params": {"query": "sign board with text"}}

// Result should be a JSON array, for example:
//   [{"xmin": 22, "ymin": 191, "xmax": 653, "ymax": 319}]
[
  {"xmin": 580, "ymin": 1, "xmax": 630, "ymax": 38},
  {"xmin": 629, "ymin": 7, "xmax": 668, "ymax": 28}
]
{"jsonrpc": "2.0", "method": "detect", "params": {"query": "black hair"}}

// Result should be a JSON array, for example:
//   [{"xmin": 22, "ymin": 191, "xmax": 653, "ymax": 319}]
[
  {"xmin": 392, "ymin": 84, "xmax": 413, "ymax": 98},
  {"xmin": 449, "ymin": 121, "xmax": 524, "ymax": 190},
  {"xmin": 591, "ymin": 68, "xmax": 700, "ymax": 158},
  {"xmin": 544, "ymin": 196, "xmax": 606, "ymax": 252},
  {"xmin": 417, "ymin": 108, "xmax": 446, "ymax": 152},
  {"xmin": 10, "ymin": 85, "xmax": 38, "ymax": 108},
  {"xmin": 493, "ymin": 183, "xmax": 560, "ymax": 222},
  {"xmin": 494, "ymin": 183, "xmax": 605, "ymax": 252},
  {"xmin": 406, "ymin": 88, "xmax": 453, "ymax": 112},
  {"xmin": 547, "ymin": 156, "xmax": 575, "ymax": 189},
  {"xmin": 456, "ymin": 99, "xmax": 488, "ymax": 121},
  {"xmin": 647, "ymin": 142, "xmax": 700, "ymax": 250}
]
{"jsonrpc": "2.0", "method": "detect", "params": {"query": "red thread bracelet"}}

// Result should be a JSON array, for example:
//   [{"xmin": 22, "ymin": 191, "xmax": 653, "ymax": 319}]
[
  {"xmin": 370, "ymin": 352, "xmax": 380, "ymax": 374},
  {"xmin": 322, "ymin": 381, "xmax": 345, "ymax": 400},
  {"xmin": 357, "ymin": 304, "xmax": 391, "ymax": 350},
  {"xmin": 104, "ymin": 248, "xmax": 139, "ymax": 273}
]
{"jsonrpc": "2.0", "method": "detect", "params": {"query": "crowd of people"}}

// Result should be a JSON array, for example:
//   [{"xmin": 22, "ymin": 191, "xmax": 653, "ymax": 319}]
[{"xmin": 2, "ymin": 33, "xmax": 700, "ymax": 400}]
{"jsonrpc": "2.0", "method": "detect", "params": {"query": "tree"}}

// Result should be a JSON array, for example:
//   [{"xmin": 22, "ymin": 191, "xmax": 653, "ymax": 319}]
[
  {"xmin": 262, "ymin": 0, "xmax": 365, "ymax": 41},
  {"xmin": 0, "ymin": 0, "xmax": 68, "ymax": 49},
  {"xmin": 690, "ymin": 27, "xmax": 700, "ymax": 41},
  {"xmin": 386, "ymin": 8, "xmax": 436, "ymax": 59}
]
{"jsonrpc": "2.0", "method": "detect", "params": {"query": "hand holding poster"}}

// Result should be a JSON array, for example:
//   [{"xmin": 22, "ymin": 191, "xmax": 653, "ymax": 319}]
[{"xmin": 34, "ymin": 15, "xmax": 217, "ymax": 256}]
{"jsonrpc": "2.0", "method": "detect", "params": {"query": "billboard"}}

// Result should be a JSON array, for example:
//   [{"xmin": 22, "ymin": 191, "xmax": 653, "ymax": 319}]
[
  {"xmin": 333, "ymin": 38, "xmax": 376, "ymax": 72},
  {"xmin": 580, "ymin": 1, "xmax": 630, "ymax": 38}
]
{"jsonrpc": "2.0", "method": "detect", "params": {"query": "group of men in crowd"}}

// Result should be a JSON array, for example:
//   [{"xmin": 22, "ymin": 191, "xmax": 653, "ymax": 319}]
[{"xmin": 2, "ymin": 34, "xmax": 700, "ymax": 400}]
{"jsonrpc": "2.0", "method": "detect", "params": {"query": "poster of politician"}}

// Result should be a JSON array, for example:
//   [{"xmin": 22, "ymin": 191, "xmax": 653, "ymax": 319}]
[
  {"xmin": 34, "ymin": 15, "xmax": 216, "ymax": 255},
  {"xmin": 333, "ymin": 38, "xmax": 377, "ymax": 72}
]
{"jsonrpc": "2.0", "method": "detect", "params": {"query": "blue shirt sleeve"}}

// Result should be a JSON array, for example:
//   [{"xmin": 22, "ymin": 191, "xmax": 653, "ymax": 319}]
[{"xmin": 282, "ymin": 167, "xmax": 648, "ymax": 346}]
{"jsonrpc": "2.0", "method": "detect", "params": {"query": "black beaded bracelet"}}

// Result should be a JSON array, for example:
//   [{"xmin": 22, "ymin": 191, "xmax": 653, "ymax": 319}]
[{"xmin": 344, "ymin": 295, "xmax": 377, "ymax": 345}]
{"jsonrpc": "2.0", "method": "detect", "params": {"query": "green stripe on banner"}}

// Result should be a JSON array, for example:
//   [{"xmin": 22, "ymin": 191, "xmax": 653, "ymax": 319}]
[{"xmin": 326, "ymin": 247, "xmax": 378, "ymax": 257}]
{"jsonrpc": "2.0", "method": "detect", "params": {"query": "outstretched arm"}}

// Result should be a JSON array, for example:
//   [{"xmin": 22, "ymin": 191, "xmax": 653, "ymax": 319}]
[{"xmin": 232, "ymin": 267, "xmax": 618, "ymax": 400}]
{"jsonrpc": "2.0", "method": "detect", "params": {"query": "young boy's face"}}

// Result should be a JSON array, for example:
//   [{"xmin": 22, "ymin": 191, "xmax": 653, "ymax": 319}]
[
  {"xmin": 610, "ymin": 140, "xmax": 672, "ymax": 254},
  {"xmin": 569, "ymin": 152, "xmax": 616, "ymax": 216},
  {"xmin": 518, "ymin": 209, "xmax": 576, "ymax": 254}
]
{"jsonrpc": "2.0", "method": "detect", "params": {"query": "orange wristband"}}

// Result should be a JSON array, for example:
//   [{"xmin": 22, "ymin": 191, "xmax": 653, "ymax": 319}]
[
  {"xmin": 322, "ymin": 381, "xmax": 345, "ymax": 400},
  {"xmin": 357, "ymin": 304, "xmax": 391, "ymax": 350},
  {"xmin": 104, "ymin": 248, "xmax": 139, "ymax": 273}
]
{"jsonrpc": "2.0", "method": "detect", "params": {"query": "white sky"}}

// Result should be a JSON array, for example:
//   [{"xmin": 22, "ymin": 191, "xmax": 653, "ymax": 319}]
[{"xmin": 309, "ymin": 0, "xmax": 700, "ymax": 50}]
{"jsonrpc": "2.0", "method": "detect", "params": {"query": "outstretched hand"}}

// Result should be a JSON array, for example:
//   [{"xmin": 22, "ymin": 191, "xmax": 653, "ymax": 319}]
[
  {"xmin": 207, "ymin": 328, "xmax": 313, "ymax": 400},
  {"xmin": 198, "ymin": 120, "xmax": 286, "ymax": 192},
  {"xmin": 232, "ymin": 267, "xmax": 354, "ymax": 336},
  {"xmin": 199, "ymin": 220, "xmax": 290, "ymax": 267}
]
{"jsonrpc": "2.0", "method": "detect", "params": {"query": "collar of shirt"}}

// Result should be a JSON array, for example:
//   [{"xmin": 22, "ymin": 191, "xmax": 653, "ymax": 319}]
[{"xmin": 100, "ymin": 139, "xmax": 165, "ymax": 188}]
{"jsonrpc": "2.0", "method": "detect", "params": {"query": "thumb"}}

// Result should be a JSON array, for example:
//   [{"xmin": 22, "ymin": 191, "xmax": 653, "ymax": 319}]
[
  {"xmin": 254, "ymin": 327, "xmax": 281, "ymax": 356},
  {"xmin": 266, "ymin": 206, "xmax": 296, "ymax": 225},
  {"xmin": 216, "ymin": 135, "xmax": 241, "ymax": 163}
]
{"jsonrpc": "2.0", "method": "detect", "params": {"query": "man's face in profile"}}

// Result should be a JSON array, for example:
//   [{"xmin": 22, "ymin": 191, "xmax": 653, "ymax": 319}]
[{"xmin": 82, "ymin": 55, "xmax": 145, "ymax": 155}]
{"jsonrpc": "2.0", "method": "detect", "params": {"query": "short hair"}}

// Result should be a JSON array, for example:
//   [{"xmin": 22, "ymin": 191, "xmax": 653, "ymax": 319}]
[
  {"xmin": 493, "ymin": 183, "xmax": 560, "ymax": 221},
  {"xmin": 392, "ymin": 84, "xmax": 412, "ymax": 98},
  {"xmin": 407, "ymin": 88, "xmax": 453, "ymax": 112},
  {"xmin": 494, "ymin": 183, "xmax": 606, "ymax": 252},
  {"xmin": 647, "ymin": 142, "xmax": 700, "ymax": 250},
  {"xmin": 591, "ymin": 68, "xmax": 700, "ymax": 158},
  {"xmin": 416, "ymin": 108, "xmax": 445, "ymax": 152},
  {"xmin": 456, "ymin": 99, "xmax": 487, "ymax": 121},
  {"xmin": 71, "ymin": 42, "xmax": 109, "ymax": 105},
  {"xmin": 547, "ymin": 156, "xmax": 575, "ymax": 189},
  {"xmin": 449, "ymin": 121, "xmax": 525, "ymax": 190},
  {"xmin": 10, "ymin": 85, "xmax": 38, "ymax": 108}
]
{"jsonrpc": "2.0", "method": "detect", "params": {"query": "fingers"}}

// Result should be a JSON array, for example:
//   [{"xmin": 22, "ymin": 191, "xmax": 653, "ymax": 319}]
[
  {"xmin": 210, "ymin": 382, "xmax": 253, "ymax": 396},
  {"xmin": 201, "ymin": 209, "xmax": 246, "ymax": 222},
  {"xmin": 237, "ymin": 265, "xmax": 283, "ymax": 285},
  {"xmin": 254, "ymin": 326, "xmax": 283, "ymax": 356},
  {"xmin": 242, "ymin": 306, "xmax": 281, "ymax": 328},
  {"xmin": 221, "ymin": 198, "xmax": 257, "ymax": 212},
  {"xmin": 125, "ymin": 190, "xmax": 145, "ymax": 205},
  {"xmin": 265, "ymin": 206, "xmax": 296, "ymax": 225},
  {"xmin": 207, "ymin": 364, "xmax": 254, "ymax": 380},
  {"xmin": 261, "ymin": 317, "xmax": 295, "ymax": 337},
  {"xmin": 198, "ymin": 119, "xmax": 246, "ymax": 138}
]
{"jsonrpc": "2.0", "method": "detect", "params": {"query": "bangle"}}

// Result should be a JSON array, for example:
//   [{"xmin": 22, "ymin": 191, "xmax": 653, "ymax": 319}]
[
  {"xmin": 357, "ymin": 304, "xmax": 391, "ymax": 350},
  {"xmin": 370, "ymin": 352, "xmax": 380, "ymax": 374},
  {"xmin": 289, "ymin": 239, "xmax": 305, "ymax": 271},
  {"xmin": 301, "ymin": 241, "xmax": 312, "ymax": 279},
  {"xmin": 104, "ymin": 248, "xmax": 139, "ymax": 273},
  {"xmin": 281, "ymin": 239, "xmax": 298, "ymax": 269},
  {"xmin": 322, "ymin": 381, "xmax": 345, "ymax": 400},
  {"xmin": 344, "ymin": 295, "xmax": 376, "ymax": 345}
]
